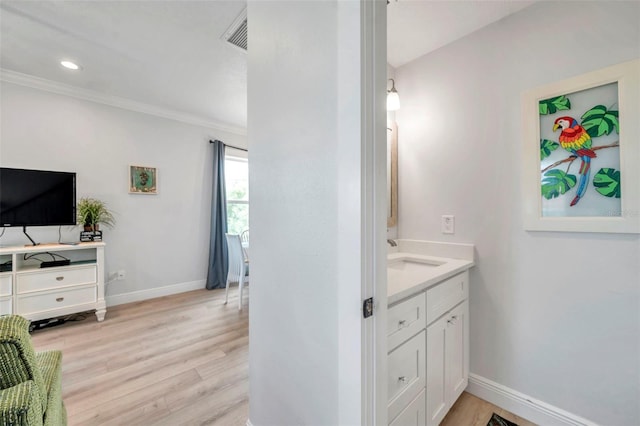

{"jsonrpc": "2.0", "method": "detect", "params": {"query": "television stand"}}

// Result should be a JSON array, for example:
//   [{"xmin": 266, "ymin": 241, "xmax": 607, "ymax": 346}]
[{"xmin": 0, "ymin": 242, "xmax": 106, "ymax": 322}]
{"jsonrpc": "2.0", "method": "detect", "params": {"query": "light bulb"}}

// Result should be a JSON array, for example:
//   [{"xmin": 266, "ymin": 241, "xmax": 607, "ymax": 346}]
[
  {"xmin": 60, "ymin": 61, "xmax": 80, "ymax": 70},
  {"xmin": 387, "ymin": 91, "xmax": 400, "ymax": 111}
]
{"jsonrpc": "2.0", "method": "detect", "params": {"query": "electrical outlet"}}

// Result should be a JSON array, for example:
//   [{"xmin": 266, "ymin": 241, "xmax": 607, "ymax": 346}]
[
  {"xmin": 441, "ymin": 215, "xmax": 455, "ymax": 234},
  {"xmin": 117, "ymin": 270, "xmax": 126, "ymax": 280}
]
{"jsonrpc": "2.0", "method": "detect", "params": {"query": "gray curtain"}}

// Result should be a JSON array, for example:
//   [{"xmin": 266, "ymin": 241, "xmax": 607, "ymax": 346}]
[{"xmin": 206, "ymin": 140, "xmax": 228, "ymax": 289}]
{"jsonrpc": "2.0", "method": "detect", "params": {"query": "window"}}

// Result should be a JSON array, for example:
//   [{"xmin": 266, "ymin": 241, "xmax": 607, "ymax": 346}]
[{"xmin": 225, "ymin": 155, "xmax": 249, "ymax": 235}]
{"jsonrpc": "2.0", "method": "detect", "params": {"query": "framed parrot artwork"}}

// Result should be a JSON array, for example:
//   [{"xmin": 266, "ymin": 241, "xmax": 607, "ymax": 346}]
[{"xmin": 522, "ymin": 59, "xmax": 639, "ymax": 234}]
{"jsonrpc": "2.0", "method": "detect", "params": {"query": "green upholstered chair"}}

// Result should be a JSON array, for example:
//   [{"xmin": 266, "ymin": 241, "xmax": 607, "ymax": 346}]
[{"xmin": 0, "ymin": 315, "xmax": 66, "ymax": 426}]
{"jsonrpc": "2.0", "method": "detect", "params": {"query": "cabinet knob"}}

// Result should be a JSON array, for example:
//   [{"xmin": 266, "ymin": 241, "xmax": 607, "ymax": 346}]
[
  {"xmin": 398, "ymin": 376, "xmax": 406, "ymax": 383},
  {"xmin": 56, "ymin": 276, "xmax": 64, "ymax": 281},
  {"xmin": 398, "ymin": 320, "xmax": 406, "ymax": 328},
  {"xmin": 56, "ymin": 297, "xmax": 64, "ymax": 302}
]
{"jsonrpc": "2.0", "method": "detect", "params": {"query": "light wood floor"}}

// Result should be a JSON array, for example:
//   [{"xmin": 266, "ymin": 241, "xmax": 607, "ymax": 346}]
[
  {"xmin": 31, "ymin": 288, "xmax": 249, "ymax": 426},
  {"xmin": 442, "ymin": 392, "xmax": 536, "ymax": 426},
  {"xmin": 31, "ymin": 288, "xmax": 534, "ymax": 426}
]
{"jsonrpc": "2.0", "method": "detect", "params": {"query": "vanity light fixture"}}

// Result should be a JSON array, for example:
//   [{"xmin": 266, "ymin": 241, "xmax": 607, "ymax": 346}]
[
  {"xmin": 60, "ymin": 60, "xmax": 81, "ymax": 70},
  {"xmin": 387, "ymin": 78, "xmax": 400, "ymax": 111}
]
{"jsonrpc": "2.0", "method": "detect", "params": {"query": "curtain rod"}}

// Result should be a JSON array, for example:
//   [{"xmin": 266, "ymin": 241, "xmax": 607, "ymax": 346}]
[{"xmin": 209, "ymin": 139, "xmax": 248, "ymax": 152}]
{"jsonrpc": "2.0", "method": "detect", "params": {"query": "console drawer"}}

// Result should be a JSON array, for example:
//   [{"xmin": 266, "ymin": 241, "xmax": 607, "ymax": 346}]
[
  {"xmin": 426, "ymin": 271, "xmax": 468, "ymax": 325},
  {"xmin": 388, "ymin": 330, "xmax": 426, "ymax": 422},
  {"xmin": 0, "ymin": 274, "xmax": 12, "ymax": 296},
  {"xmin": 0, "ymin": 297, "xmax": 12, "ymax": 315},
  {"xmin": 17, "ymin": 286, "xmax": 96, "ymax": 315},
  {"xmin": 388, "ymin": 292, "xmax": 426, "ymax": 351},
  {"xmin": 17, "ymin": 265, "xmax": 97, "ymax": 294}
]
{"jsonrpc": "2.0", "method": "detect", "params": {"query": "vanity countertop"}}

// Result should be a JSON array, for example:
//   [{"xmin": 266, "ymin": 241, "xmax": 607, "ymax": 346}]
[{"xmin": 387, "ymin": 240, "xmax": 475, "ymax": 305}]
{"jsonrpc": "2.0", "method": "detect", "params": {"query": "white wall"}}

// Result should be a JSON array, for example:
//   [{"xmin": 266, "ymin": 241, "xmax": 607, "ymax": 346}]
[
  {"xmin": 247, "ymin": 1, "xmax": 383, "ymax": 424},
  {"xmin": 395, "ymin": 2, "xmax": 639, "ymax": 425},
  {"xmin": 0, "ymin": 82, "xmax": 247, "ymax": 301}
]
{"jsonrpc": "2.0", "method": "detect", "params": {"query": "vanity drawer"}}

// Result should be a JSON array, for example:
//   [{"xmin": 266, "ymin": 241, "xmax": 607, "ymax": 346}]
[
  {"xmin": 389, "ymin": 388, "xmax": 425, "ymax": 426},
  {"xmin": 388, "ymin": 292, "xmax": 426, "ymax": 351},
  {"xmin": 17, "ymin": 266, "xmax": 97, "ymax": 294},
  {"xmin": 388, "ymin": 330, "xmax": 426, "ymax": 422},
  {"xmin": 0, "ymin": 297, "xmax": 12, "ymax": 315},
  {"xmin": 17, "ymin": 286, "xmax": 96, "ymax": 316},
  {"xmin": 0, "ymin": 274, "xmax": 12, "ymax": 296},
  {"xmin": 426, "ymin": 271, "xmax": 468, "ymax": 325}
]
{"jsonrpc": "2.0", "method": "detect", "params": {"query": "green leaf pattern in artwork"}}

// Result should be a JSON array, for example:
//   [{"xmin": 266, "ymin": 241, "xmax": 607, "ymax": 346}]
[
  {"xmin": 540, "ymin": 139, "xmax": 559, "ymax": 160},
  {"xmin": 593, "ymin": 168, "xmax": 621, "ymax": 198},
  {"xmin": 541, "ymin": 169, "xmax": 577, "ymax": 199},
  {"xmin": 580, "ymin": 105, "xmax": 619, "ymax": 138},
  {"xmin": 539, "ymin": 96, "xmax": 571, "ymax": 115}
]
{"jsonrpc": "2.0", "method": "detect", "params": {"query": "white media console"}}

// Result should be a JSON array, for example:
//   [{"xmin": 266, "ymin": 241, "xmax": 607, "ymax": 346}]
[{"xmin": 0, "ymin": 242, "xmax": 106, "ymax": 322}]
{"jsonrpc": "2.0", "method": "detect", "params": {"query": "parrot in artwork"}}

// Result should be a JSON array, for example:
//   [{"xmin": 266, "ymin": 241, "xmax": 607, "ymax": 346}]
[{"xmin": 552, "ymin": 116, "xmax": 597, "ymax": 206}]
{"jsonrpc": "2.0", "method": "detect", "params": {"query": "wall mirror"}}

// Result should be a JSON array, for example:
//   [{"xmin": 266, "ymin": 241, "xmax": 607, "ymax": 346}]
[{"xmin": 387, "ymin": 121, "xmax": 398, "ymax": 227}]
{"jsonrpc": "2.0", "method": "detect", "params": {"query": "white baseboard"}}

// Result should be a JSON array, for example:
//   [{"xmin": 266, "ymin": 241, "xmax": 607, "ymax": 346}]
[
  {"xmin": 106, "ymin": 279, "xmax": 205, "ymax": 307},
  {"xmin": 467, "ymin": 374, "xmax": 599, "ymax": 426}
]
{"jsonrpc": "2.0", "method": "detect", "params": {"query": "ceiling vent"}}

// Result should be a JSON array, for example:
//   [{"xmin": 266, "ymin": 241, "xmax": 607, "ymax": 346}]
[{"xmin": 222, "ymin": 9, "xmax": 247, "ymax": 52}]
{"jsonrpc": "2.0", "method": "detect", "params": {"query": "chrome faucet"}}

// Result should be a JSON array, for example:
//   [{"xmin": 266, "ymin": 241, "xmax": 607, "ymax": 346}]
[{"xmin": 387, "ymin": 239, "xmax": 397, "ymax": 247}]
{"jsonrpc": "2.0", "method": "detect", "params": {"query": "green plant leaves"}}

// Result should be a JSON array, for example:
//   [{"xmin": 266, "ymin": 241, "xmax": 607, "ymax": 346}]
[
  {"xmin": 593, "ymin": 168, "xmax": 621, "ymax": 198},
  {"xmin": 539, "ymin": 96, "xmax": 571, "ymax": 115},
  {"xmin": 580, "ymin": 105, "xmax": 619, "ymax": 137},
  {"xmin": 540, "ymin": 139, "xmax": 559, "ymax": 160},
  {"xmin": 541, "ymin": 169, "xmax": 577, "ymax": 199}
]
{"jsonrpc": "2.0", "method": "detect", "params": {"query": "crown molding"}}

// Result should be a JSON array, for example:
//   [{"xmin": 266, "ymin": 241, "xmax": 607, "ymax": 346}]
[{"xmin": 0, "ymin": 68, "xmax": 247, "ymax": 136}]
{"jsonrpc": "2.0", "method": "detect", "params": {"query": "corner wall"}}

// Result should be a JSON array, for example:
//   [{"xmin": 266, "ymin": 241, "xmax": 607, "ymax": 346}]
[
  {"xmin": 0, "ymin": 82, "xmax": 247, "ymax": 302},
  {"xmin": 395, "ymin": 2, "xmax": 639, "ymax": 425},
  {"xmin": 247, "ymin": 1, "xmax": 381, "ymax": 424}
]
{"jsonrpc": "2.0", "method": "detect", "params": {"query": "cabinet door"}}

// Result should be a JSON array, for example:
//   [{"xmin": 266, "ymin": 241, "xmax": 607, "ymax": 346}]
[
  {"xmin": 445, "ymin": 301, "xmax": 468, "ymax": 405},
  {"xmin": 426, "ymin": 315, "xmax": 447, "ymax": 426}
]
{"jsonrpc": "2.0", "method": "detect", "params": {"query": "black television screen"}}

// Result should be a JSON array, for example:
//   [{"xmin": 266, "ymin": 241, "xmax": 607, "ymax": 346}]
[{"xmin": 0, "ymin": 168, "xmax": 76, "ymax": 227}]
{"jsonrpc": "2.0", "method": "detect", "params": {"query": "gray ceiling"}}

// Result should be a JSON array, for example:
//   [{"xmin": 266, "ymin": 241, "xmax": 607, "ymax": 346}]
[
  {"xmin": 1, "ymin": 1, "xmax": 534, "ymax": 133},
  {"xmin": 1, "ymin": 1, "xmax": 248, "ymax": 132}
]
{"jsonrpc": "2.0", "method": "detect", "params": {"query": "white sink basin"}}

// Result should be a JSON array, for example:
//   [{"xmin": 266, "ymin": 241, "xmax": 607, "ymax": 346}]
[{"xmin": 388, "ymin": 257, "xmax": 445, "ymax": 271}]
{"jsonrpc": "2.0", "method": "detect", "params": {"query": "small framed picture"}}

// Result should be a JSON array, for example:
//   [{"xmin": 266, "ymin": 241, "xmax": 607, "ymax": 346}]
[{"xmin": 129, "ymin": 165, "xmax": 157, "ymax": 194}]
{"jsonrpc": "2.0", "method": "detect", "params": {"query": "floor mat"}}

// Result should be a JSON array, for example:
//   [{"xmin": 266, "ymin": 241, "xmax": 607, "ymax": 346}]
[{"xmin": 487, "ymin": 412, "xmax": 519, "ymax": 426}]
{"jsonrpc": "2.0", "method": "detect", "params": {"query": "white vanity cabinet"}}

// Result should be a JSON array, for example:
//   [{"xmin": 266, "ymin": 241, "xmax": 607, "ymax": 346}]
[
  {"xmin": 387, "ymin": 270, "xmax": 469, "ymax": 426},
  {"xmin": 387, "ymin": 292, "xmax": 427, "ymax": 424}
]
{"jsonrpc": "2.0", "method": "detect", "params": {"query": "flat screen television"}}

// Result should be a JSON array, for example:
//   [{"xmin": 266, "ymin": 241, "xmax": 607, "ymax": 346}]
[{"xmin": 0, "ymin": 168, "xmax": 77, "ymax": 231}]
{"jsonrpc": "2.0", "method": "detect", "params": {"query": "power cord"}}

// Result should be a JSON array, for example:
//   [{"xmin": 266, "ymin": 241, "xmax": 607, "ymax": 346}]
[{"xmin": 23, "ymin": 252, "xmax": 70, "ymax": 262}]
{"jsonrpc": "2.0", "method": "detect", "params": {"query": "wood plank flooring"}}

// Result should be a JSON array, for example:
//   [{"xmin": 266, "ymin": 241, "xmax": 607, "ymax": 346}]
[
  {"xmin": 442, "ymin": 392, "xmax": 537, "ymax": 426},
  {"xmin": 30, "ymin": 288, "xmax": 535, "ymax": 426},
  {"xmin": 31, "ymin": 288, "xmax": 249, "ymax": 426}
]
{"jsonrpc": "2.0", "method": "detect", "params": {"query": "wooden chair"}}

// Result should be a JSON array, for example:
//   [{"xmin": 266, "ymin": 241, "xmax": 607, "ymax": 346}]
[{"xmin": 225, "ymin": 234, "xmax": 249, "ymax": 310}]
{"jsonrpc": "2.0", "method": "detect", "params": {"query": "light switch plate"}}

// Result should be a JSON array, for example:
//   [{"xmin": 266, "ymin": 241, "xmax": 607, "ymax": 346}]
[{"xmin": 442, "ymin": 215, "xmax": 455, "ymax": 234}]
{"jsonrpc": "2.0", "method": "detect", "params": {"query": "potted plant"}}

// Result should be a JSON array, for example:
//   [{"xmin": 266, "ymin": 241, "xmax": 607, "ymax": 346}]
[{"xmin": 77, "ymin": 197, "xmax": 116, "ymax": 232}]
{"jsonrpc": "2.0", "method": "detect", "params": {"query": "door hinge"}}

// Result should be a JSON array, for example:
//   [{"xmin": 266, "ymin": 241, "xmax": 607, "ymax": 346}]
[{"xmin": 363, "ymin": 297, "xmax": 374, "ymax": 318}]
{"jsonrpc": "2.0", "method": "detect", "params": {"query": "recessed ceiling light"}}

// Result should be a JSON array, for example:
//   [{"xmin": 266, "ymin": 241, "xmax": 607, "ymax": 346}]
[{"xmin": 60, "ymin": 60, "xmax": 81, "ymax": 70}]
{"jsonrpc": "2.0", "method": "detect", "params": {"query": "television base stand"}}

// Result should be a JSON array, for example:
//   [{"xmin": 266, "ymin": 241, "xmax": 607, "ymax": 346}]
[{"xmin": 23, "ymin": 226, "xmax": 39, "ymax": 246}]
